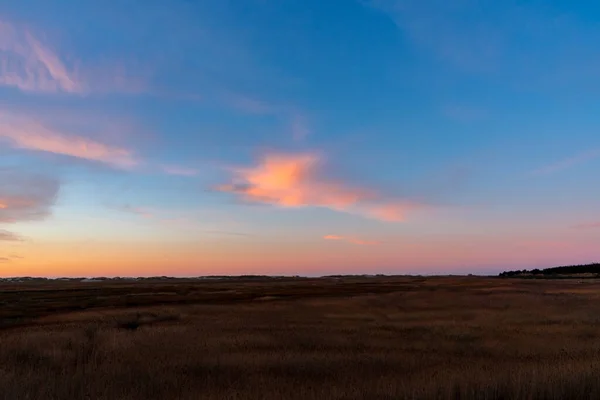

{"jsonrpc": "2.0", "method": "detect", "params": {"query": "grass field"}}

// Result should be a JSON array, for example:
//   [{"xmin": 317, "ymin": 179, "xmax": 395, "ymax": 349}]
[{"xmin": 2, "ymin": 276, "xmax": 600, "ymax": 399}]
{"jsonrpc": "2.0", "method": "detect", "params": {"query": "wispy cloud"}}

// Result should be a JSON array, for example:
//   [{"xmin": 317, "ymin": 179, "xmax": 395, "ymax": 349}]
[
  {"xmin": 442, "ymin": 104, "xmax": 487, "ymax": 123},
  {"xmin": 367, "ymin": 0, "xmax": 503, "ymax": 72},
  {"xmin": 161, "ymin": 165, "xmax": 199, "ymax": 177},
  {"xmin": 204, "ymin": 230, "xmax": 253, "ymax": 237},
  {"xmin": 0, "ymin": 19, "xmax": 82, "ymax": 93},
  {"xmin": 323, "ymin": 234, "xmax": 381, "ymax": 245},
  {"xmin": 0, "ymin": 111, "xmax": 138, "ymax": 168},
  {"xmin": 0, "ymin": 253, "xmax": 24, "ymax": 263},
  {"xmin": 110, "ymin": 204, "xmax": 153, "ymax": 218},
  {"xmin": 290, "ymin": 113, "xmax": 310, "ymax": 141},
  {"xmin": 517, "ymin": 240, "xmax": 571, "ymax": 249},
  {"xmin": 0, "ymin": 19, "xmax": 146, "ymax": 95},
  {"xmin": 223, "ymin": 93, "xmax": 275, "ymax": 115},
  {"xmin": 108, "ymin": 207, "xmax": 252, "ymax": 237},
  {"xmin": 0, "ymin": 229, "xmax": 24, "ymax": 241},
  {"xmin": 364, "ymin": 204, "xmax": 407, "ymax": 223},
  {"xmin": 572, "ymin": 221, "xmax": 600, "ymax": 230},
  {"xmin": 531, "ymin": 149, "xmax": 600, "ymax": 176},
  {"xmin": 223, "ymin": 93, "xmax": 311, "ymax": 141},
  {"xmin": 0, "ymin": 169, "xmax": 59, "ymax": 224},
  {"xmin": 367, "ymin": 0, "xmax": 600, "ymax": 86},
  {"xmin": 216, "ymin": 152, "xmax": 421, "ymax": 221}
]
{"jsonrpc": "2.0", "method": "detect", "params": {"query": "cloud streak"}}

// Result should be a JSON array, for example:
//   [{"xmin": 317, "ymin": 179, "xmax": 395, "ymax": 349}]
[
  {"xmin": 0, "ymin": 112, "xmax": 138, "ymax": 168},
  {"xmin": 323, "ymin": 234, "xmax": 381, "ymax": 245},
  {"xmin": 216, "ymin": 152, "xmax": 420, "ymax": 221},
  {"xmin": 531, "ymin": 149, "xmax": 600, "ymax": 176}
]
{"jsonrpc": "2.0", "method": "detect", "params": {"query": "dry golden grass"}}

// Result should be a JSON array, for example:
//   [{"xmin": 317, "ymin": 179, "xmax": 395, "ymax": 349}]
[{"xmin": 2, "ymin": 276, "xmax": 600, "ymax": 399}]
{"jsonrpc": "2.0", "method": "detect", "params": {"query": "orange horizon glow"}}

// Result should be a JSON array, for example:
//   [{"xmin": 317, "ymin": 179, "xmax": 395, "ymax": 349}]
[{"xmin": 2, "ymin": 234, "xmax": 598, "ymax": 277}]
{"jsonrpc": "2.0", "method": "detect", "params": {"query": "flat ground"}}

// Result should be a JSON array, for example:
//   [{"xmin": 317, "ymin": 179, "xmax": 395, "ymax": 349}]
[{"xmin": 2, "ymin": 276, "xmax": 600, "ymax": 399}]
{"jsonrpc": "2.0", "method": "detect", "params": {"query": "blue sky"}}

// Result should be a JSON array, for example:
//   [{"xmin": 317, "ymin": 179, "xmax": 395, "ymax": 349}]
[{"xmin": 0, "ymin": 0, "xmax": 599, "ymax": 276}]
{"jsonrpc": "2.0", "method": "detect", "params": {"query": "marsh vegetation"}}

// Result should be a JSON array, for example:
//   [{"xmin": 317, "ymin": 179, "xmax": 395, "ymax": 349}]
[{"xmin": 2, "ymin": 276, "xmax": 600, "ymax": 399}]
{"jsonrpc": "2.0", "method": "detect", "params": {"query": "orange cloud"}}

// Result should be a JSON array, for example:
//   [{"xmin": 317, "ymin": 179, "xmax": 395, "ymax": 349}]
[
  {"xmin": 323, "ymin": 235, "xmax": 381, "ymax": 245},
  {"xmin": 0, "ymin": 112, "xmax": 137, "ymax": 168},
  {"xmin": 324, "ymin": 234, "xmax": 343, "ymax": 240},
  {"xmin": 217, "ymin": 152, "xmax": 420, "ymax": 221}
]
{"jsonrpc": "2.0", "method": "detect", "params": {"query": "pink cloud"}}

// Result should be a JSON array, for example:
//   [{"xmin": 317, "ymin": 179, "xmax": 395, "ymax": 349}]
[
  {"xmin": 323, "ymin": 235, "xmax": 381, "ymax": 245},
  {"xmin": 217, "ymin": 152, "xmax": 420, "ymax": 221},
  {"xmin": 161, "ymin": 165, "xmax": 199, "ymax": 177},
  {"xmin": 0, "ymin": 112, "xmax": 138, "ymax": 168}
]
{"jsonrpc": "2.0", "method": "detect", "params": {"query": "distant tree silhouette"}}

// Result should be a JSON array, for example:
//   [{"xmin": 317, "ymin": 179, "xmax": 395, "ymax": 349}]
[{"xmin": 499, "ymin": 263, "xmax": 600, "ymax": 277}]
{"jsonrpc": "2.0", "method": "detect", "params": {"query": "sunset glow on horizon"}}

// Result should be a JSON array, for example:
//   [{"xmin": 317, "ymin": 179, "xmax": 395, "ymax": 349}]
[{"xmin": 1, "ymin": 1, "xmax": 599, "ymax": 277}]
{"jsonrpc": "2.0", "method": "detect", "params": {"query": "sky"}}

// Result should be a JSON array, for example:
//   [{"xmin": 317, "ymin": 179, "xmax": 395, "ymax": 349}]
[{"xmin": 1, "ymin": 0, "xmax": 599, "ymax": 277}]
